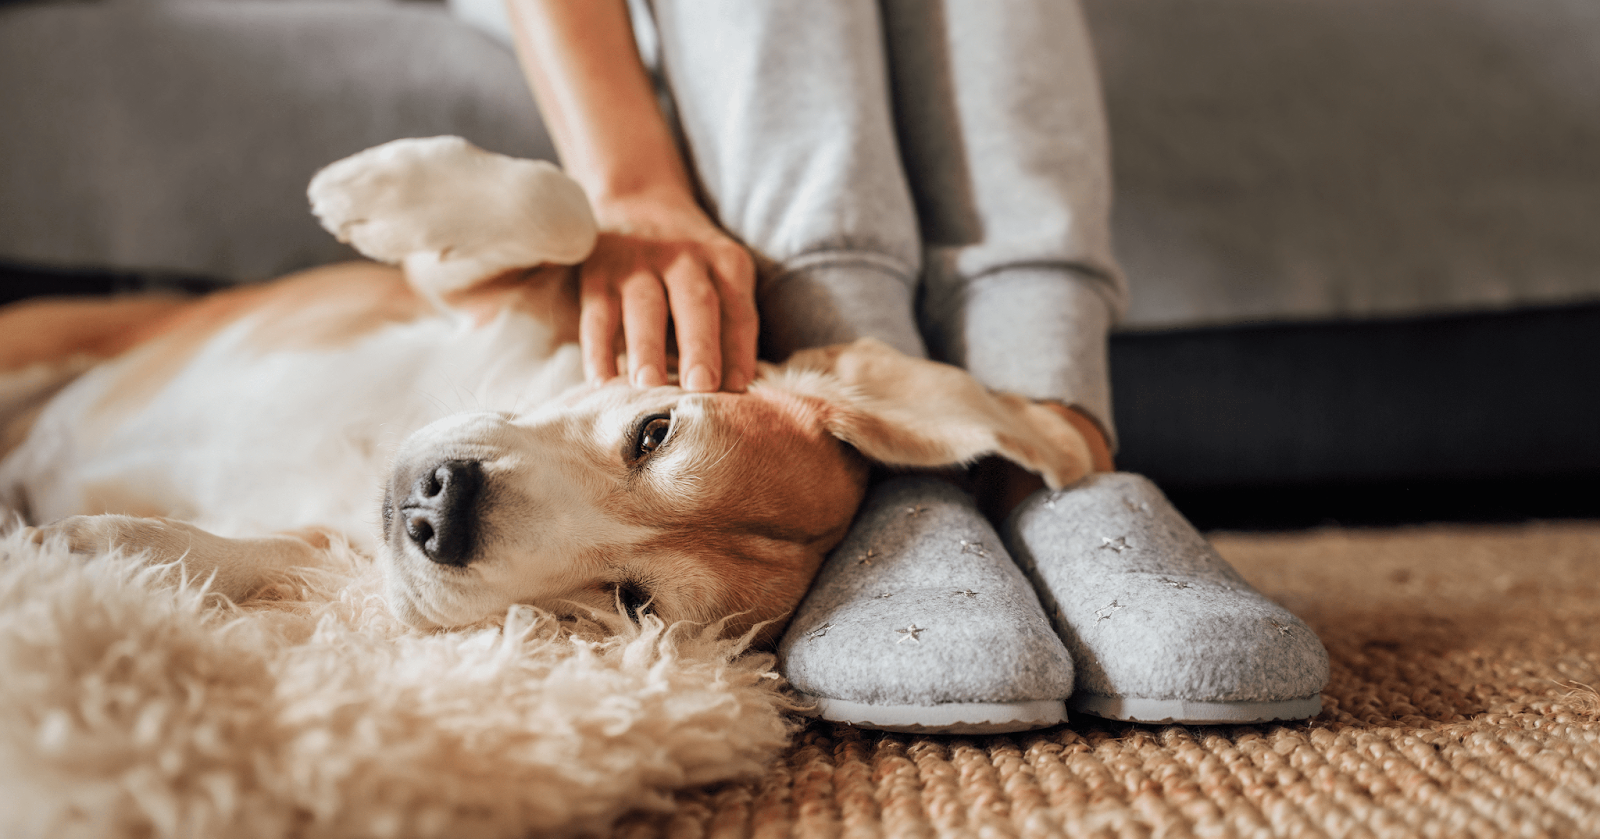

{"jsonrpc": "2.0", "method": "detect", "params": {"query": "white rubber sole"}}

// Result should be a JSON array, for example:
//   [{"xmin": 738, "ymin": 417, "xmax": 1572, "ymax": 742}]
[
  {"xmin": 800, "ymin": 696, "xmax": 1068, "ymax": 735},
  {"xmin": 1070, "ymin": 693, "xmax": 1322, "ymax": 725}
]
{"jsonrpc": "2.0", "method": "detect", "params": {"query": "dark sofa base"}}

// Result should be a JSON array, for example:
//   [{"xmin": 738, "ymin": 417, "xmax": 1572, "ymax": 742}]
[{"xmin": 1111, "ymin": 303, "xmax": 1600, "ymax": 490}]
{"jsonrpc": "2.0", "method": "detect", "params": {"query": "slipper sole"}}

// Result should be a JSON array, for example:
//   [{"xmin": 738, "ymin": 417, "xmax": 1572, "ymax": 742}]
[
  {"xmin": 1070, "ymin": 693, "xmax": 1322, "ymax": 725},
  {"xmin": 798, "ymin": 695, "xmax": 1068, "ymax": 734}
]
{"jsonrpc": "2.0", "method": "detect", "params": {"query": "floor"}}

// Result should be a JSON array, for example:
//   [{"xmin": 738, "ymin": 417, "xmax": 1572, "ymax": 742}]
[{"xmin": 610, "ymin": 521, "xmax": 1600, "ymax": 838}]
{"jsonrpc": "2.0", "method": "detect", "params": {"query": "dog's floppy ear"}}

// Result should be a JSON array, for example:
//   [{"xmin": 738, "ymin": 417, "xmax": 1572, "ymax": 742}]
[
  {"xmin": 769, "ymin": 338, "xmax": 1092, "ymax": 490},
  {"xmin": 308, "ymin": 136, "xmax": 597, "ymax": 297}
]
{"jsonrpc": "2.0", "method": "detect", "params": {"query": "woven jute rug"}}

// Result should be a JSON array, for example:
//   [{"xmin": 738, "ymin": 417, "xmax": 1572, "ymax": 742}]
[{"xmin": 611, "ymin": 521, "xmax": 1600, "ymax": 838}]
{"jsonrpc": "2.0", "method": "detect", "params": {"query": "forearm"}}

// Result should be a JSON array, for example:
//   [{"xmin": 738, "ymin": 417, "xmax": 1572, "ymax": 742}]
[
  {"xmin": 503, "ymin": 0, "xmax": 760, "ymax": 393},
  {"xmin": 505, "ymin": 0, "xmax": 696, "ymax": 215}
]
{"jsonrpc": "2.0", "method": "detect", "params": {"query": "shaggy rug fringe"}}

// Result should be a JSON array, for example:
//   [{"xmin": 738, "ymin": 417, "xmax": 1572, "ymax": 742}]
[{"xmin": 0, "ymin": 532, "xmax": 802, "ymax": 838}]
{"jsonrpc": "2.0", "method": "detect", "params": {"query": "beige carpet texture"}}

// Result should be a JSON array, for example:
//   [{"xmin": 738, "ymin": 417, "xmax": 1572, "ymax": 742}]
[
  {"xmin": 611, "ymin": 522, "xmax": 1600, "ymax": 839},
  {"xmin": 5, "ymin": 520, "xmax": 1598, "ymax": 837}
]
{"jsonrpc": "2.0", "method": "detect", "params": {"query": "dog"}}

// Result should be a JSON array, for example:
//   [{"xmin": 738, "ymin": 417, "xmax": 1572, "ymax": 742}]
[{"xmin": 0, "ymin": 137, "xmax": 1091, "ymax": 639}]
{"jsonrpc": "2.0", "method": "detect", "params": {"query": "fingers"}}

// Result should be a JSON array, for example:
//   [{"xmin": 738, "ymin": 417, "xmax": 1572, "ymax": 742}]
[
  {"xmin": 580, "ymin": 245, "xmax": 672, "ymax": 388},
  {"xmin": 619, "ymin": 269, "xmax": 670, "ymax": 387},
  {"xmin": 578, "ymin": 260, "xmax": 620, "ymax": 383},
  {"xmin": 581, "ymin": 254, "xmax": 678, "ymax": 390},
  {"xmin": 665, "ymin": 244, "xmax": 759, "ymax": 393},
  {"xmin": 578, "ymin": 233, "xmax": 760, "ymax": 393},
  {"xmin": 663, "ymin": 255, "xmax": 723, "ymax": 393},
  {"xmin": 710, "ymin": 247, "xmax": 759, "ymax": 393}
]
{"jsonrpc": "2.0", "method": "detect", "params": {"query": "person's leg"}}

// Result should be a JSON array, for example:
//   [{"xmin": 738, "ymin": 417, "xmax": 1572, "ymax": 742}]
[
  {"xmin": 645, "ymin": 0, "xmax": 926, "ymax": 361},
  {"xmin": 879, "ymin": 0, "xmax": 1328, "ymax": 723},
  {"xmin": 879, "ymin": 0, "xmax": 1123, "ymax": 441},
  {"xmin": 644, "ymin": 0, "xmax": 1075, "ymax": 734}
]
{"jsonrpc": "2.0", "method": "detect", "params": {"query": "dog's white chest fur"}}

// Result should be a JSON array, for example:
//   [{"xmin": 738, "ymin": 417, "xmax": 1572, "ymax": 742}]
[{"xmin": 1, "ymin": 307, "xmax": 583, "ymax": 546}]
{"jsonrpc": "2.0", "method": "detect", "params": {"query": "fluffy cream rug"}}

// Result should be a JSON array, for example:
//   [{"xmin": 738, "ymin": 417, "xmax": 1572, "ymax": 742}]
[{"xmin": 0, "ymin": 532, "xmax": 801, "ymax": 838}]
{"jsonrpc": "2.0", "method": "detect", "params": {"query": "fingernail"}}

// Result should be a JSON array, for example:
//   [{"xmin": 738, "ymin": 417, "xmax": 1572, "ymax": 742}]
[
  {"xmin": 633, "ymin": 365, "xmax": 665, "ymax": 388},
  {"xmin": 724, "ymin": 370, "xmax": 747, "ymax": 393},
  {"xmin": 684, "ymin": 365, "xmax": 717, "ymax": 392}
]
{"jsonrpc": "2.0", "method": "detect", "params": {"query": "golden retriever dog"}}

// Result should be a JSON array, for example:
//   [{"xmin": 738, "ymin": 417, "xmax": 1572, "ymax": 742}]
[{"xmin": 0, "ymin": 138, "xmax": 1090, "ymax": 638}]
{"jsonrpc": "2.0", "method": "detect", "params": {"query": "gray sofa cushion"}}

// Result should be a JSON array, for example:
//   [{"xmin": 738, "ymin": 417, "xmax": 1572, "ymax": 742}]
[
  {"xmin": 1090, "ymin": 0, "xmax": 1600, "ymax": 328},
  {"xmin": 0, "ymin": 0, "xmax": 551, "ymax": 282},
  {"xmin": 2, "ymin": 0, "xmax": 1597, "ymax": 329}
]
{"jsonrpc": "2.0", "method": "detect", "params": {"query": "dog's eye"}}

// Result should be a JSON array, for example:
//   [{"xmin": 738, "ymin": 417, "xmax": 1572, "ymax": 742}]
[
  {"xmin": 633, "ymin": 413, "xmax": 673, "ymax": 460},
  {"xmin": 615, "ymin": 582, "xmax": 652, "ymax": 621}
]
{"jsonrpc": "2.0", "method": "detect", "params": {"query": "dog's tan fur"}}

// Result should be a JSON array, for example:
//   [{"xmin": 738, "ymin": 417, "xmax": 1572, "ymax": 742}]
[{"xmin": 0, "ymin": 138, "xmax": 1091, "ymax": 639}]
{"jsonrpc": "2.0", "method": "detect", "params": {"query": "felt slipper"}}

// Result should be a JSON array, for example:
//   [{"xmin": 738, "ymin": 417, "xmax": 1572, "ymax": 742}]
[
  {"xmin": 1003, "ymin": 473, "xmax": 1329, "ymax": 724},
  {"xmin": 777, "ymin": 477, "xmax": 1075, "ymax": 734}
]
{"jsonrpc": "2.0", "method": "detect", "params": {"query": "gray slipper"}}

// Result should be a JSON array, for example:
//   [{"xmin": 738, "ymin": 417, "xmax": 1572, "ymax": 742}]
[
  {"xmin": 777, "ymin": 477, "xmax": 1075, "ymax": 734},
  {"xmin": 1003, "ymin": 473, "xmax": 1329, "ymax": 724}
]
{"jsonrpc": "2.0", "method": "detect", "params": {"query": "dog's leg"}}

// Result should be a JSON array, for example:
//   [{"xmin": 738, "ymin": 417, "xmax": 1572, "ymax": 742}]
[{"xmin": 26, "ymin": 515, "xmax": 332, "ymax": 603}]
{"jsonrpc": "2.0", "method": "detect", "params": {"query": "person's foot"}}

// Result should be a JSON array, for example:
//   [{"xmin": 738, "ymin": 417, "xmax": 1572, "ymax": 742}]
[
  {"xmin": 1004, "ymin": 473, "xmax": 1329, "ymax": 724},
  {"xmin": 777, "ymin": 477, "xmax": 1074, "ymax": 734}
]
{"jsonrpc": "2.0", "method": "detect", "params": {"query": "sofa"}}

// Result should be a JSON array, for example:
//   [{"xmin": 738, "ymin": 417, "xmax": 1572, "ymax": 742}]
[{"xmin": 4, "ymin": 0, "xmax": 1597, "ymax": 510}]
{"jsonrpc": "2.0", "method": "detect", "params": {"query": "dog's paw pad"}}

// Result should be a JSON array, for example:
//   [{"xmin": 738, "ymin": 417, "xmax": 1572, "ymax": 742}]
[{"xmin": 307, "ymin": 136, "xmax": 598, "ymax": 295}]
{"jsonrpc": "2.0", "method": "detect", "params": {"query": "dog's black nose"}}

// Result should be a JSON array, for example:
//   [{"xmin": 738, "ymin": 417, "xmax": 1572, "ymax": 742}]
[{"xmin": 400, "ymin": 460, "xmax": 483, "ymax": 566}]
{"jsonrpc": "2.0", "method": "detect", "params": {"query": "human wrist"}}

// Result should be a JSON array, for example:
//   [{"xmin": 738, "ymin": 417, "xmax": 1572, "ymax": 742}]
[
  {"xmin": 585, "ymin": 185, "xmax": 720, "ymax": 242},
  {"xmin": 587, "ymin": 179, "xmax": 697, "ymax": 220},
  {"xmin": 506, "ymin": 0, "xmax": 699, "ymax": 228}
]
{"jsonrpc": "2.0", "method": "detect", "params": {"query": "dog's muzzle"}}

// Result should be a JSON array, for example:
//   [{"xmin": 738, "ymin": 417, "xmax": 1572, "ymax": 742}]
[{"xmin": 394, "ymin": 459, "xmax": 483, "ymax": 566}]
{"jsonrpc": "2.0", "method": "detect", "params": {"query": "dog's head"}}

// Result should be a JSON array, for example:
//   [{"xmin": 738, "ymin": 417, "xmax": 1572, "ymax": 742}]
[{"xmin": 379, "ymin": 338, "xmax": 1092, "ymax": 639}]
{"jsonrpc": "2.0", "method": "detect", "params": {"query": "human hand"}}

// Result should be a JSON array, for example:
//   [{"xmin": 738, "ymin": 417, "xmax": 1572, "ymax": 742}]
[{"xmin": 579, "ymin": 193, "xmax": 758, "ymax": 392}]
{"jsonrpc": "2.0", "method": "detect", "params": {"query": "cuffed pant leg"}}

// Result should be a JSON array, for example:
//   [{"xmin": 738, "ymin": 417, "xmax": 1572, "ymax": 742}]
[
  {"xmin": 646, "ymin": 0, "xmax": 926, "ymax": 360},
  {"xmin": 760, "ymin": 254, "xmax": 927, "ymax": 360},
  {"xmin": 880, "ymin": 0, "xmax": 1126, "ymax": 440}
]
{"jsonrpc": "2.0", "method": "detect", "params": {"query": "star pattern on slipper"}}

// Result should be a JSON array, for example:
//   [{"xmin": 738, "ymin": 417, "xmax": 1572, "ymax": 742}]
[
  {"xmin": 1159, "ymin": 577, "xmax": 1191, "ymax": 589},
  {"xmin": 959, "ymin": 539, "xmax": 989, "ymax": 557},
  {"xmin": 1122, "ymin": 497, "xmax": 1153, "ymax": 514},
  {"xmin": 874, "ymin": 592, "xmax": 893, "ymax": 600},
  {"xmin": 806, "ymin": 623, "xmax": 834, "ymax": 640},
  {"xmin": 954, "ymin": 589, "xmax": 978, "ymax": 598},
  {"xmin": 895, "ymin": 624, "xmax": 925, "ymax": 644},
  {"xmin": 1094, "ymin": 600, "xmax": 1124, "ymax": 621},
  {"xmin": 905, "ymin": 505, "xmax": 928, "ymax": 518},
  {"xmin": 1266, "ymin": 618, "xmax": 1293, "ymax": 636},
  {"xmin": 1099, "ymin": 536, "xmax": 1131, "ymax": 553},
  {"xmin": 857, "ymin": 548, "xmax": 878, "ymax": 566}
]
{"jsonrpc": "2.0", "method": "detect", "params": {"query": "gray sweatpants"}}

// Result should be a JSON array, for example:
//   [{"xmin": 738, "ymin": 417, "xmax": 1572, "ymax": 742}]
[{"xmin": 638, "ymin": 0, "xmax": 1127, "ymax": 440}]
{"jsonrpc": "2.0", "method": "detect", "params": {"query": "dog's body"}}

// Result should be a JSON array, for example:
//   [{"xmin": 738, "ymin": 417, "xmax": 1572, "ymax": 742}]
[{"xmin": 0, "ymin": 138, "xmax": 1090, "ymax": 636}]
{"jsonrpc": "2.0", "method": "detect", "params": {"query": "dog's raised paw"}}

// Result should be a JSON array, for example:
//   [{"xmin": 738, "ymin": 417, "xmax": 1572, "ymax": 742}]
[{"xmin": 307, "ymin": 136, "xmax": 598, "ymax": 296}]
